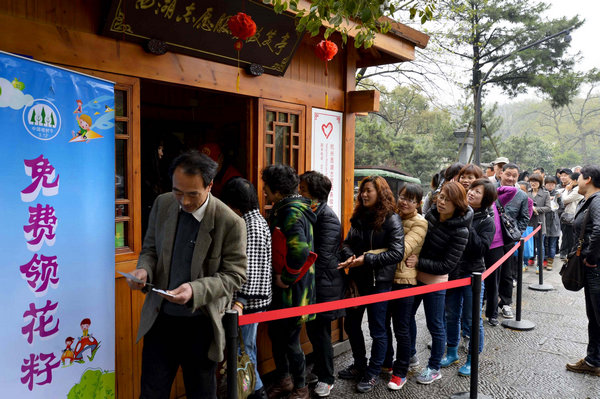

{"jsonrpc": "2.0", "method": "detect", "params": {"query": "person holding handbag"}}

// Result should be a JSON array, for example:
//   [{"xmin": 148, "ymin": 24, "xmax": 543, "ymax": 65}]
[
  {"xmin": 559, "ymin": 172, "xmax": 584, "ymax": 260},
  {"xmin": 566, "ymin": 165, "xmax": 600, "ymax": 377},
  {"xmin": 262, "ymin": 164, "xmax": 317, "ymax": 399},
  {"xmin": 526, "ymin": 174, "xmax": 551, "ymax": 272},
  {"xmin": 337, "ymin": 176, "xmax": 405, "ymax": 393}
]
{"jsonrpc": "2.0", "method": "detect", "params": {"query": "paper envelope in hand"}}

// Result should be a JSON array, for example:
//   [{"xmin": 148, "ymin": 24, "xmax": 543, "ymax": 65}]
[{"xmin": 272, "ymin": 227, "xmax": 318, "ymax": 283}]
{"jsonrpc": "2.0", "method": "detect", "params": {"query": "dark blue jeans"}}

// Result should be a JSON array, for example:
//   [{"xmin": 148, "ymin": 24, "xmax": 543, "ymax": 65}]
[
  {"xmin": 544, "ymin": 236, "xmax": 559, "ymax": 260},
  {"xmin": 445, "ymin": 281, "xmax": 484, "ymax": 353},
  {"xmin": 344, "ymin": 284, "xmax": 390, "ymax": 378},
  {"xmin": 384, "ymin": 284, "xmax": 415, "ymax": 378},
  {"xmin": 585, "ymin": 265, "xmax": 600, "ymax": 367},
  {"xmin": 410, "ymin": 284, "xmax": 446, "ymax": 370}
]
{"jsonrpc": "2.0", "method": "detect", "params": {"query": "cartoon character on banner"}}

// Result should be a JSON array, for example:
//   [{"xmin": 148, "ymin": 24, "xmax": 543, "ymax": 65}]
[
  {"xmin": 71, "ymin": 318, "xmax": 101, "ymax": 364},
  {"xmin": 70, "ymin": 98, "xmax": 113, "ymax": 143}
]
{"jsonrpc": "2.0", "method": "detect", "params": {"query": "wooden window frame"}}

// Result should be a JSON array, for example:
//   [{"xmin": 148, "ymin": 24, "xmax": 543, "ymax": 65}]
[{"xmin": 257, "ymin": 99, "xmax": 306, "ymax": 212}]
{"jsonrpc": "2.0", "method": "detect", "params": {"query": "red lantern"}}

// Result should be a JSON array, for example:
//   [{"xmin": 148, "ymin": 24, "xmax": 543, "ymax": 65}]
[
  {"xmin": 315, "ymin": 40, "xmax": 339, "ymax": 72},
  {"xmin": 228, "ymin": 12, "xmax": 257, "ymax": 92},
  {"xmin": 228, "ymin": 12, "xmax": 257, "ymax": 51},
  {"xmin": 315, "ymin": 40, "xmax": 338, "ymax": 109}
]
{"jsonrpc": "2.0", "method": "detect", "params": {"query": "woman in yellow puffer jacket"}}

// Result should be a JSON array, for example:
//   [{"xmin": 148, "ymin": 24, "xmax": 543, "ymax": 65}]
[{"xmin": 383, "ymin": 183, "xmax": 428, "ymax": 390}]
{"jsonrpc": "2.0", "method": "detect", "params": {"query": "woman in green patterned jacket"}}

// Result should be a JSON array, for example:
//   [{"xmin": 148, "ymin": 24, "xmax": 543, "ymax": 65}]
[{"xmin": 262, "ymin": 164, "xmax": 317, "ymax": 399}]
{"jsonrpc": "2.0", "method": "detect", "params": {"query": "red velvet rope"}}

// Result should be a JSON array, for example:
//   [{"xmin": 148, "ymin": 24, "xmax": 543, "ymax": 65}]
[{"xmin": 238, "ymin": 224, "xmax": 542, "ymax": 326}]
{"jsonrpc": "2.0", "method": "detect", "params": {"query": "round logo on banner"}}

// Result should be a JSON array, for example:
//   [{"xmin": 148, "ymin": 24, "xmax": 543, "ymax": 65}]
[{"xmin": 22, "ymin": 99, "xmax": 61, "ymax": 141}]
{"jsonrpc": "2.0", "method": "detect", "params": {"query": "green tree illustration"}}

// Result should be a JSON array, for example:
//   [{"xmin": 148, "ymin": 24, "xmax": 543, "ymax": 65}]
[
  {"xmin": 30, "ymin": 109, "xmax": 36, "ymax": 124},
  {"xmin": 50, "ymin": 112, "xmax": 55, "ymax": 127},
  {"xmin": 40, "ymin": 107, "xmax": 47, "ymax": 126}
]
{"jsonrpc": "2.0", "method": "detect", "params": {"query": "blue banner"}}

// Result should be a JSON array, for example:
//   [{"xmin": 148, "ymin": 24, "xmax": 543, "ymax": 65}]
[{"xmin": 0, "ymin": 51, "xmax": 115, "ymax": 397}]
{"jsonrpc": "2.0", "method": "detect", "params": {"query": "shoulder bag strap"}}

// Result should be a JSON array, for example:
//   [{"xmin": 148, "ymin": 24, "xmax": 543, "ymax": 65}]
[
  {"xmin": 576, "ymin": 207, "xmax": 591, "ymax": 255},
  {"xmin": 496, "ymin": 199, "xmax": 505, "ymax": 214}
]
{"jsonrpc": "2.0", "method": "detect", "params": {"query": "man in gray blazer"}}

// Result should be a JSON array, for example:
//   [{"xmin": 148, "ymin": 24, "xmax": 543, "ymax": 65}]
[{"xmin": 125, "ymin": 151, "xmax": 247, "ymax": 399}]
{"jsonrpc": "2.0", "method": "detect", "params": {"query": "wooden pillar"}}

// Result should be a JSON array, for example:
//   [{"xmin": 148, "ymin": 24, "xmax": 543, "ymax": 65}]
[{"xmin": 341, "ymin": 42, "xmax": 358, "ymax": 235}]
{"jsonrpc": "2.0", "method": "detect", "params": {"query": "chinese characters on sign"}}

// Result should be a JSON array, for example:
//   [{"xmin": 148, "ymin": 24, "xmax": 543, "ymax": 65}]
[
  {"xmin": 19, "ymin": 155, "xmax": 61, "ymax": 390},
  {"xmin": 103, "ymin": 0, "xmax": 303, "ymax": 75}
]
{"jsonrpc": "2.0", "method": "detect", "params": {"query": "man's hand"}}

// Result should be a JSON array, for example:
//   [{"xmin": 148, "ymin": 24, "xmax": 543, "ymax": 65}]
[
  {"xmin": 274, "ymin": 274, "xmax": 289, "ymax": 289},
  {"xmin": 125, "ymin": 268, "xmax": 148, "ymax": 290},
  {"xmin": 158, "ymin": 282, "xmax": 193, "ymax": 305}
]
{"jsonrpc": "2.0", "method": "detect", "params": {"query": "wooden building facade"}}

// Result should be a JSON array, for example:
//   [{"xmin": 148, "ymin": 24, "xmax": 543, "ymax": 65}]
[{"xmin": 0, "ymin": 1, "xmax": 428, "ymax": 397}]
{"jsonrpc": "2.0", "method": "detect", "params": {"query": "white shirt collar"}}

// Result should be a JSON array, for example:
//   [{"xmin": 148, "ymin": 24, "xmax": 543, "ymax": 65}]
[{"xmin": 182, "ymin": 193, "xmax": 210, "ymax": 223}]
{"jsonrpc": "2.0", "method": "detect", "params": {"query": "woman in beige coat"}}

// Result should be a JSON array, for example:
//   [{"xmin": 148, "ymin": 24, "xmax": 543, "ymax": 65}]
[{"xmin": 383, "ymin": 183, "xmax": 428, "ymax": 390}]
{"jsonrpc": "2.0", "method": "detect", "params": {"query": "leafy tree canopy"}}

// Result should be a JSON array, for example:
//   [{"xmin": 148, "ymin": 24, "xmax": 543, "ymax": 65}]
[{"xmin": 264, "ymin": 0, "xmax": 438, "ymax": 48}]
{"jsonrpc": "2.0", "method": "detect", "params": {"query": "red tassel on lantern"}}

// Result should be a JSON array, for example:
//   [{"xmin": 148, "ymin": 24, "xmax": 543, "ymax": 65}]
[
  {"xmin": 315, "ymin": 40, "xmax": 338, "ymax": 109},
  {"xmin": 228, "ymin": 12, "xmax": 257, "ymax": 92}
]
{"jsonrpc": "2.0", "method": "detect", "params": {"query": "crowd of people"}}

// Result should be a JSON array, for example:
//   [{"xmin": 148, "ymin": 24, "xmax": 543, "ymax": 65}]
[{"xmin": 123, "ymin": 150, "xmax": 600, "ymax": 399}]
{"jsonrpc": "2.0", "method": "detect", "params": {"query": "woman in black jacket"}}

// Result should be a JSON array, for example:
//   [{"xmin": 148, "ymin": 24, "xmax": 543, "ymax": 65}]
[
  {"xmin": 440, "ymin": 178, "xmax": 496, "ymax": 376},
  {"xmin": 298, "ymin": 171, "xmax": 344, "ymax": 398},
  {"xmin": 337, "ymin": 176, "xmax": 405, "ymax": 393},
  {"xmin": 566, "ymin": 165, "xmax": 600, "ymax": 377},
  {"xmin": 406, "ymin": 181, "xmax": 472, "ymax": 385}
]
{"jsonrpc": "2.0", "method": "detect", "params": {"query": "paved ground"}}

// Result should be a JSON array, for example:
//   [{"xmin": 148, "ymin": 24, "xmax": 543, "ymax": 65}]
[{"xmin": 312, "ymin": 260, "xmax": 599, "ymax": 399}]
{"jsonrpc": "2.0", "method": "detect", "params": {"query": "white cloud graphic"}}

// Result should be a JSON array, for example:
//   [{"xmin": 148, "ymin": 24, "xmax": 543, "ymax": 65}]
[{"xmin": 0, "ymin": 77, "xmax": 34, "ymax": 110}]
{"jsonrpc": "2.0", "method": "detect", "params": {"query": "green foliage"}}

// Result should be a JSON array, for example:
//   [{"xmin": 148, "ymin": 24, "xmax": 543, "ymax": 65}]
[
  {"xmin": 67, "ymin": 369, "xmax": 115, "ymax": 399},
  {"xmin": 264, "ymin": 0, "xmax": 437, "ymax": 48},
  {"xmin": 355, "ymin": 83, "xmax": 457, "ymax": 185},
  {"xmin": 501, "ymin": 133, "xmax": 557, "ymax": 172}
]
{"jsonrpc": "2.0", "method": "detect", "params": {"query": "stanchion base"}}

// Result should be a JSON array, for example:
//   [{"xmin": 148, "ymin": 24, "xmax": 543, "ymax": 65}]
[
  {"xmin": 502, "ymin": 319, "xmax": 535, "ymax": 330},
  {"xmin": 450, "ymin": 392, "xmax": 492, "ymax": 399},
  {"xmin": 528, "ymin": 284, "xmax": 554, "ymax": 291}
]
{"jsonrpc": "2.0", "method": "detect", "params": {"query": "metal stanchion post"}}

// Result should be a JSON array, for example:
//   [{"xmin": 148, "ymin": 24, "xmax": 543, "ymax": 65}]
[
  {"xmin": 224, "ymin": 310, "xmax": 239, "ymax": 399},
  {"xmin": 450, "ymin": 273, "xmax": 491, "ymax": 399},
  {"xmin": 529, "ymin": 222, "xmax": 554, "ymax": 291},
  {"xmin": 503, "ymin": 239, "xmax": 535, "ymax": 330}
]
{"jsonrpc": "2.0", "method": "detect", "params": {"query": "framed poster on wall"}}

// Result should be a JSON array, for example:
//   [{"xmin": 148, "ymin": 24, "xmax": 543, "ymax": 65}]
[{"xmin": 311, "ymin": 108, "xmax": 343, "ymax": 220}]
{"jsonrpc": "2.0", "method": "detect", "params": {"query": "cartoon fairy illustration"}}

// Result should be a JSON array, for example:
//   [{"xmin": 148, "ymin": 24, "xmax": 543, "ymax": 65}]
[
  {"xmin": 73, "ymin": 318, "xmax": 100, "ymax": 363},
  {"xmin": 72, "ymin": 113, "xmax": 92, "ymax": 141},
  {"xmin": 73, "ymin": 99, "xmax": 82, "ymax": 114},
  {"xmin": 61, "ymin": 336, "xmax": 75, "ymax": 366}
]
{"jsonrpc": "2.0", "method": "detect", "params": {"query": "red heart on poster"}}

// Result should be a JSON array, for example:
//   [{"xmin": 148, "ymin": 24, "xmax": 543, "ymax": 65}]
[{"xmin": 321, "ymin": 122, "xmax": 333, "ymax": 139}]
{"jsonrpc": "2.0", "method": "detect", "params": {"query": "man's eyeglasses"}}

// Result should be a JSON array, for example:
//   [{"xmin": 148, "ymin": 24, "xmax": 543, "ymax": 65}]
[{"xmin": 398, "ymin": 196, "xmax": 418, "ymax": 204}]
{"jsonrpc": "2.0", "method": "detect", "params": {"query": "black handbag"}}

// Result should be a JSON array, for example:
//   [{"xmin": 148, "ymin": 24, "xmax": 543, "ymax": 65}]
[
  {"xmin": 560, "ymin": 212, "xmax": 574, "ymax": 225},
  {"xmin": 560, "ymin": 210, "xmax": 589, "ymax": 292},
  {"xmin": 496, "ymin": 200, "xmax": 522, "ymax": 243}
]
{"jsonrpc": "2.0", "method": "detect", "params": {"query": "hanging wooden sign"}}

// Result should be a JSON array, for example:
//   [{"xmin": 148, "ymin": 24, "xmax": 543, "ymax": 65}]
[{"xmin": 102, "ymin": 0, "xmax": 304, "ymax": 76}]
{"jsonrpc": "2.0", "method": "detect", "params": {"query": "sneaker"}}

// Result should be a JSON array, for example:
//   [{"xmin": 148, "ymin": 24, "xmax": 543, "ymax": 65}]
[
  {"xmin": 522, "ymin": 264, "xmax": 528, "ymax": 272},
  {"xmin": 535, "ymin": 266, "xmax": 539, "ymax": 274},
  {"xmin": 387, "ymin": 375, "xmax": 407, "ymax": 390},
  {"xmin": 313, "ymin": 381, "xmax": 334, "ymax": 397},
  {"xmin": 306, "ymin": 372, "xmax": 318, "ymax": 384},
  {"xmin": 380, "ymin": 367, "xmax": 393, "ymax": 375},
  {"xmin": 487, "ymin": 317, "xmax": 499, "ymax": 326},
  {"xmin": 527, "ymin": 259, "xmax": 534, "ymax": 266},
  {"xmin": 543, "ymin": 260, "xmax": 548, "ymax": 268},
  {"xmin": 338, "ymin": 364, "xmax": 365, "ymax": 380},
  {"xmin": 356, "ymin": 375, "xmax": 378, "ymax": 393},
  {"xmin": 416, "ymin": 367, "xmax": 441, "ymax": 384},
  {"xmin": 513, "ymin": 279, "xmax": 517, "ymax": 287},
  {"xmin": 409, "ymin": 355, "xmax": 420, "ymax": 368},
  {"xmin": 566, "ymin": 359, "xmax": 600, "ymax": 376},
  {"xmin": 501, "ymin": 305, "xmax": 514, "ymax": 319}
]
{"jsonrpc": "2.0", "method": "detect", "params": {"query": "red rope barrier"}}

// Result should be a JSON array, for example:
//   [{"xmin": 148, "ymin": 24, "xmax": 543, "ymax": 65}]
[{"xmin": 238, "ymin": 224, "xmax": 542, "ymax": 326}]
